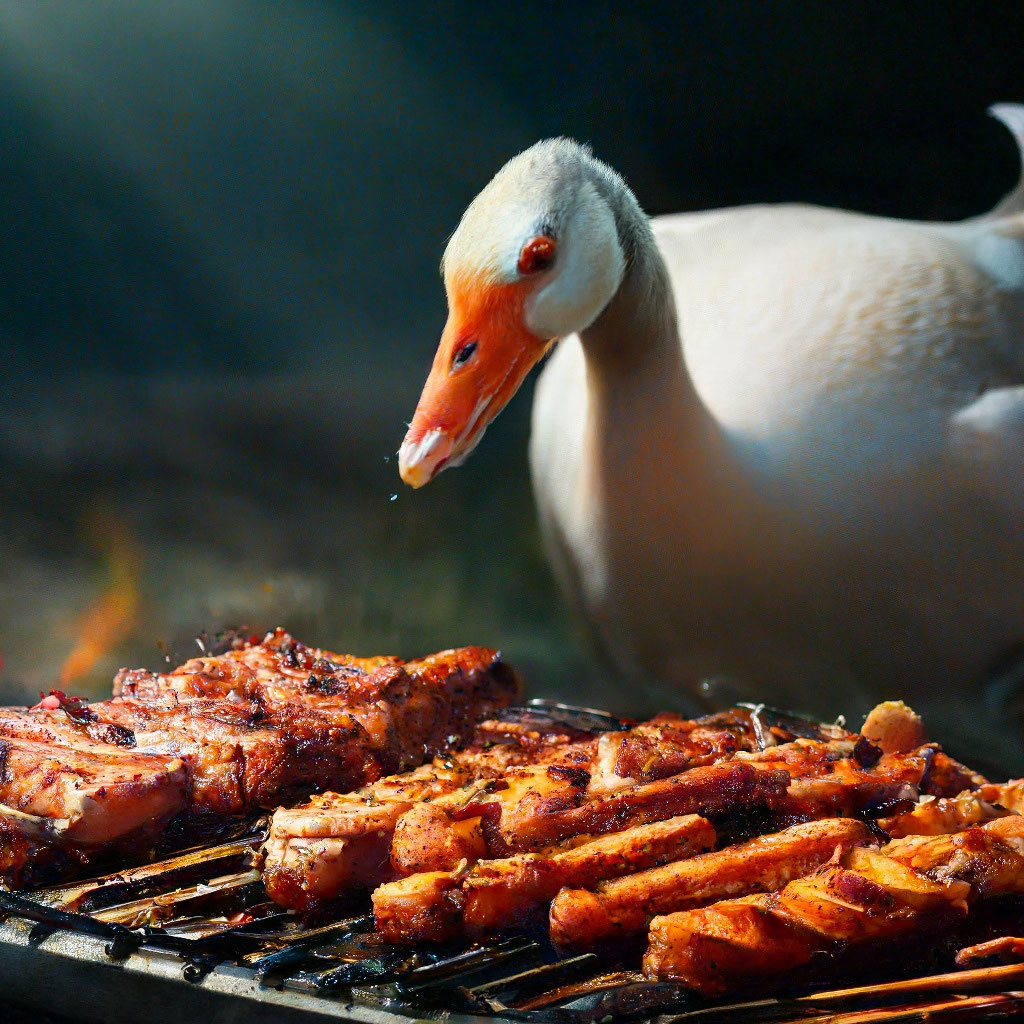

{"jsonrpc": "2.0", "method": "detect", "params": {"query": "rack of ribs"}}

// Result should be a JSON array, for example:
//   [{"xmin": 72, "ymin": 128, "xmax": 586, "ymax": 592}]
[
  {"xmin": 265, "ymin": 700, "xmax": 996, "ymax": 948},
  {"xmin": 261, "ymin": 704, "xmax": 799, "ymax": 916},
  {"xmin": 0, "ymin": 630, "xmax": 518, "ymax": 888}
]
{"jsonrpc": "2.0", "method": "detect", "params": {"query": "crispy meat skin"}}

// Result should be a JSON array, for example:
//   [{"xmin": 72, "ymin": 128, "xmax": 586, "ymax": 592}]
[
  {"xmin": 262, "ymin": 713, "xmax": 596, "ymax": 912},
  {"xmin": 374, "ymin": 814, "xmax": 717, "ymax": 943},
  {"xmin": 0, "ymin": 632, "xmax": 516, "ymax": 887},
  {"xmin": 264, "ymin": 708, "xmax": 796, "ymax": 914},
  {"xmin": 643, "ymin": 817, "xmax": 1024, "ymax": 993},
  {"xmin": 266, "ymin": 704, "xmax": 957, "ymax": 922},
  {"xmin": 549, "ymin": 817, "xmax": 872, "ymax": 948}
]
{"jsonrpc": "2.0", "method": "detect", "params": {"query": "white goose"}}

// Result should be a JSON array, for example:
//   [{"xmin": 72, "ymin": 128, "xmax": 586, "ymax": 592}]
[{"xmin": 398, "ymin": 108, "xmax": 1024, "ymax": 760}]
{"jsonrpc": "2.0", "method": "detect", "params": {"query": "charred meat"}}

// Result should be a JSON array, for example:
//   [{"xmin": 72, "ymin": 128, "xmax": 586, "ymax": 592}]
[
  {"xmin": 0, "ymin": 631, "xmax": 517, "ymax": 887},
  {"xmin": 265, "ymin": 699, "xmax": 995, "ymax": 957},
  {"xmin": 643, "ymin": 816, "xmax": 1024, "ymax": 994}
]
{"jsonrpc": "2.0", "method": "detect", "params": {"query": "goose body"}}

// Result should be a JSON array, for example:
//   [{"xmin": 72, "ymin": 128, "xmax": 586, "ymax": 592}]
[{"xmin": 400, "ymin": 109, "xmax": 1024, "ymax": 759}]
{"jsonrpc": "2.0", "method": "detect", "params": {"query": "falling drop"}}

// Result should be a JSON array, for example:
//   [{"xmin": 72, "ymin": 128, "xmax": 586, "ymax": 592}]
[{"xmin": 389, "ymin": 493, "xmax": 398, "ymax": 502}]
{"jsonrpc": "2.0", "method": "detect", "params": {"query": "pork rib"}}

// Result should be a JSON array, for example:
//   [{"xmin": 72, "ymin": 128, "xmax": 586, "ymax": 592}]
[
  {"xmin": 263, "ymin": 708, "xmax": 796, "ymax": 915},
  {"xmin": 643, "ymin": 816, "xmax": 1024, "ymax": 994},
  {"xmin": 374, "ymin": 814, "xmax": 717, "ymax": 943},
  {"xmin": 549, "ymin": 816, "xmax": 872, "ymax": 948},
  {"xmin": 0, "ymin": 631, "xmax": 517, "ymax": 887}
]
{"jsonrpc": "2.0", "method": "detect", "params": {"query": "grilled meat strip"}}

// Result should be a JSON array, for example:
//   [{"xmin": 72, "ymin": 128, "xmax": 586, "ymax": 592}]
[
  {"xmin": 549, "ymin": 817, "xmax": 873, "ymax": 948},
  {"xmin": 0, "ymin": 632, "xmax": 517, "ymax": 887},
  {"xmin": 643, "ymin": 815, "xmax": 1024, "ymax": 994},
  {"xmin": 266, "ymin": 703, "xmax": 969, "ymax": 922},
  {"xmin": 264, "ymin": 707, "xmax": 802, "ymax": 914},
  {"xmin": 980, "ymin": 779, "xmax": 1024, "ymax": 814},
  {"xmin": 362, "ymin": 708, "xmax": 981, "ymax": 945},
  {"xmin": 879, "ymin": 790, "xmax": 1013, "ymax": 837},
  {"xmin": 262, "ymin": 711, "xmax": 598, "ymax": 912},
  {"xmin": 262, "ymin": 738, "xmax": 575, "ymax": 913},
  {"xmin": 374, "ymin": 814, "xmax": 717, "ymax": 943}
]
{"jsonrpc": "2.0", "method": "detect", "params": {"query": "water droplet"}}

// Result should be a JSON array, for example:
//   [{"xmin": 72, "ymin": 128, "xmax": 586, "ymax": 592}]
[
  {"xmin": 382, "ymin": 455, "xmax": 390, "ymax": 464},
  {"xmin": 389, "ymin": 493, "xmax": 398, "ymax": 502}
]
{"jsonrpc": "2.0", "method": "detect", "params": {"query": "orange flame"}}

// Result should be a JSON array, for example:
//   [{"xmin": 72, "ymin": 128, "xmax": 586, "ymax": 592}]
[{"xmin": 58, "ymin": 511, "xmax": 142, "ymax": 688}]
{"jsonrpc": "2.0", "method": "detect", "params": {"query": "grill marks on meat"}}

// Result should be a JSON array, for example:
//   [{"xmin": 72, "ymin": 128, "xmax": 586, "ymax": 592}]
[
  {"xmin": 548, "ymin": 817, "xmax": 873, "ymax": 948},
  {"xmin": 267, "ymin": 701, "xmax": 992, "ymax": 956},
  {"xmin": 0, "ymin": 729, "xmax": 190, "ymax": 887},
  {"xmin": 643, "ymin": 817, "xmax": 1024, "ymax": 995},
  {"xmin": 262, "ymin": 717, "xmax": 595, "ymax": 912},
  {"xmin": 0, "ymin": 631, "xmax": 517, "ymax": 887},
  {"xmin": 375, "ymin": 814, "xmax": 717, "ymax": 943},
  {"xmin": 263, "ymin": 752, "xmax": 525, "ymax": 913},
  {"xmin": 264, "ymin": 707, "xmax": 795, "ymax": 917},
  {"xmin": 269, "ymin": 700, "xmax": 1024, "ymax": 982}
]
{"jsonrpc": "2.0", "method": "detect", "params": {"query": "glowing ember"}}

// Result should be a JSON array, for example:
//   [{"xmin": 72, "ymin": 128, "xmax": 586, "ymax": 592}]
[{"xmin": 58, "ymin": 511, "xmax": 142, "ymax": 688}]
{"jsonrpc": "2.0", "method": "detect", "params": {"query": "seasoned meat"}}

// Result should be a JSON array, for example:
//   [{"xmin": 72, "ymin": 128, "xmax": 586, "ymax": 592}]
[
  {"xmin": 113, "ymin": 629, "xmax": 519, "ymax": 779},
  {"xmin": 264, "ymin": 706, "xmax": 801, "ymax": 914},
  {"xmin": 743, "ymin": 739, "xmax": 934, "ymax": 818},
  {"xmin": 879, "ymin": 791, "xmax": 1011, "ymax": 837},
  {"xmin": 0, "ymin": 632, "xmax": 517, "ymax": 887},
  {"xmin": 263, "ymin": 756, "xmax": 518, "ymax": 912},
  {"xmin": 374, "ymin": 814, "xmax": 716, "ymax": 943},
  {"xmin": 264, "ymin": 703, "xmax": 947, "ymax": 921},
  {"xmin": 549, "ymin": 817, "xmax": 872, "ymax": 948},
  {"xmin": 0, "ymin": 736, "xmax": 187, "ymax": 846},
  {"xmin": 643, "ymin": 817, "xmax": 1024, "ymax": 993},
  {"xmin": 262, "ymin": 714, "xmax": 593, "ymax": 912},
  {"xmin": 0, "ymin": 735, "xmax": 188, "ymax": 888},
  {"xmin": 979, "ymin": 778, "xmax": 1024, "ymax": 814}
]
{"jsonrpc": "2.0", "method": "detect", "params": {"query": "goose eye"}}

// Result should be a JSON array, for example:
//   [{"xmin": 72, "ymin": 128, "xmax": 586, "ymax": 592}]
[
  {"xmin": 451, "ymin": 340, "xmax": 477, "ymax": 369},
  {"xmin": 518, "ymin": 235, "xmax": 557, "ymax": 275}
]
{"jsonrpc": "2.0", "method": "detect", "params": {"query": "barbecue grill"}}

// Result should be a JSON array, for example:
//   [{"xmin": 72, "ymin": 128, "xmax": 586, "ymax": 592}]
[{"xmin": 2, "ymin": 699, "xmax": 1023, "ymax": 1024}]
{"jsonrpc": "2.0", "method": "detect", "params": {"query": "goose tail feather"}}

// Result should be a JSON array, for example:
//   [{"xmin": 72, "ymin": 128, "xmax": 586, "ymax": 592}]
[{"xmin": 983, "ymin": 103, "xmax": 1024, "ymax": 218}]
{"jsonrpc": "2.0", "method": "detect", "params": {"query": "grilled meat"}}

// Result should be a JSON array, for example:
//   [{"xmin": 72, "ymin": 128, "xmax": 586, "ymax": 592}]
[
  {"xmin": 980, "ymin": 779, "xmax": 1024, "ymax": 814},
  {"xmin": 744, "ymin": 739, "xmax": 952, "ymax": 819},
  {"xmin": 879, "ymin": 790, "xmax": 1012, "ymax": 837},
  {"xmin": 264, "ymin": 707, "xmax": 806, "ymax": 915},
  {"xmin": 262, "ymin": 745, "xmax": 556, "ymax": 913},
  {"xmin": 261, "ymin": 710, "xmax": 598, "ymax": 912},
  {"xmin": 643, "ymin": 816, "xmax": 1024, "ymax": 994},
  {"xmin": 366, "ymin": 729, "xmax": 959, "ymax": 944},
  {"xmin": 0, "ymin": 735, "xmax": 189, "ymax": 887},
  {"xmin": 111, "ymin": 629, "xmax": 518, "ymax": 784},
  {"xmin": 266, "ymin": 701, "xmax": 981, "ymax": 929},
  {"xmin": 0, "ymin": 632, "xmax": 517, "ymax": 887},
  {"xmin": 374, "ymin": 814, "xmax": 717, "ymax": 943},
  {"xmin": 549, "ymin": 817, "xmax": 872, "ymax": 948}
]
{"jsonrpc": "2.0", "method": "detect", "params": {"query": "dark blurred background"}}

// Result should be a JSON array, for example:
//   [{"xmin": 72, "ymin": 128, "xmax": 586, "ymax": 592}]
[{"xmin": 1, "ymin": 2, "xmax": 1022, "ymax": 727}]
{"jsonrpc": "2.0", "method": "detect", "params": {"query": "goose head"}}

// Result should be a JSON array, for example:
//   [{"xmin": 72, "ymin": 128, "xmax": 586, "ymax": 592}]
[{"xmin": 398, "ymin": 139, "xmax": 627, "ymax": 487}]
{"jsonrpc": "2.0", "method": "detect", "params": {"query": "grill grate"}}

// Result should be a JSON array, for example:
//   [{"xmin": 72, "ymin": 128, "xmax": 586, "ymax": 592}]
[{"xmin": 1, "ymin": 702, "xmax": 1023, "ymax": 1024}]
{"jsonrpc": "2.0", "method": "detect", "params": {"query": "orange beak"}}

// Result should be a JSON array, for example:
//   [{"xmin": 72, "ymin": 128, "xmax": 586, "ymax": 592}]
[{"xmin": 399, "ymin": 279, "xmax": 550, "ymax": 487}]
